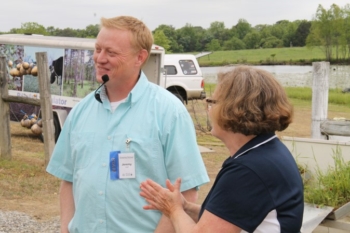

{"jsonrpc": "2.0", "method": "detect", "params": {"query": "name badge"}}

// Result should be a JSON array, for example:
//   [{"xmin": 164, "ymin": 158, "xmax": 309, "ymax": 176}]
[
  {"xmin": 118, "ymin": 153, "xmax": 135, "ymax": 179},
  {"xmin": 110, "ymin": 151, "xmax": 120, "ymax": 180}
]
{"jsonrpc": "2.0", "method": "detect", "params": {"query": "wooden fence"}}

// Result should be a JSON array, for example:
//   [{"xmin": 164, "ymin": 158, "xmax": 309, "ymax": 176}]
[{"xmin": 0, "ymin": 53, "xmax": 55, "ymax": 166}]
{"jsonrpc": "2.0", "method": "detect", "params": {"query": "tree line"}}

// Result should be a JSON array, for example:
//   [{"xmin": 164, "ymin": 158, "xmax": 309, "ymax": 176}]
[
  {"xmin": 1, "ymin": 3, "xmax": 349, "ymax": 61},
  {"xmin": 307, "ymin": 4, "xmax": 350, "ymax": 61}
]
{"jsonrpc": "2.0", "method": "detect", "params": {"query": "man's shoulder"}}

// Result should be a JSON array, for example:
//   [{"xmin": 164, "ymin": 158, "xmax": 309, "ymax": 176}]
[{"xmin": 147, "ymin": 83, "xmax": 184, "ymax": 106}]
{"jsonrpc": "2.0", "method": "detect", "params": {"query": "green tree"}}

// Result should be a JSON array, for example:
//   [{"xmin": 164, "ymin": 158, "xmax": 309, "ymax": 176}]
[
  {"xmin": 200, "ymin": 31, "xmax": 214, "ymax": 51},
  {"xmin": 192, "ymin": 26, "xmax": 208, "ymax": 51},
  {"xmin": 270, "ymin": 21, "xmax": 286, "ymax": 40},
  {"xmin": 271, "ymin": 20, "xmax": 298, "ymax": 47},
  {"xmin": 10, "ymin": 22, "xmax": 48, "ymax": 35},
  {"xmin": 84, "ymin": 24, "xmax": 99, "ymax": 38},
  {"xmin": 234, "ymin": 19, "xmax": 252, "ymax": 40},
  {"xmin": 255, "ymin": 24, "xmax": 274, "ymax": 46},
  {"xmin": 53, "ymin": 28, "xmax": 79, "ymax": 37},
  {"xmin": 177, "ymin": 24, "xmax": 202, "ymax": 52},
  {"xmin": 223, "ymin": 37, "xmax": 246, "ymax": 50},
  {"xmin": 306, "ymin": 4, "xmax": 343, "ymax": 61},
  {"xmin": 205, "ymin": 39, "xmax": 221, "ymax": 51},
  {"xmin": 46, "ymin": 26, "xmax": 57, "ymax": 36},
  {"xmin": 153, "ymin": 30, "xmax": 171, "ymax": 52},
  {"xmin": 342, "ymin": 4, "xmax": 350, "ymax": 59},
  {"xmin": 154, "ymin": 25, "xmax": 177, "ymax": 38},
  {"xmin": 330, "ymin": 4, "xmax": 344, "ymax": 60},
  {"xmin": 260, "ymin": 36, "xmax": 283, "ymax": 48},
  {"xmin": 261, "ymin": 25, "xmax": 273, "ymax": 38},
  {"xmin": 207, "ymin": 21, "xmax": 231, "ymax": 45},
  {"xmin": 153, "ymin": 25, "xmax": 182, "ymax": 52},
  {"xmin": 243, "ymin": 31, "xmax": 261, "ymax": 49},
  {"xmin": 293, "ymin": 20, "xmax": 311, "ymax": 46}
]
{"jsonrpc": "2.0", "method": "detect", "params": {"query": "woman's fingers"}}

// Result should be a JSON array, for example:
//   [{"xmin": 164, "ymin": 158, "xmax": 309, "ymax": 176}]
[
  {"xmin": 140, "ymin": 180, "xmax": 157, "ymax": 197},
  {"xmin": 166, "ymin": 179, "xmax": 174, "ymax": 191},
  {"xmin": 140, "ymin": 189, "xmax": 160, "ymax": 210},
  {"xmin": 140, "ymin": 179, "xmax": 166, "ymax": 210},
  {"xmin": 142, "ymin": 179, "xmax": 162, "ymax": 194},
  {"xmin": 165, "ymin": 178, "xmax": 181, "ymax": 192},
  {"xmin": 140, "ymin": 178, "xmax": 182, "ymax": 214},
  {"xmin": 142, "ymin": 197, "xmax": 158, "ymax": 210},
  {"xmin": 174, "ymin": 178, "xmax": 181, "ymax": 191}
]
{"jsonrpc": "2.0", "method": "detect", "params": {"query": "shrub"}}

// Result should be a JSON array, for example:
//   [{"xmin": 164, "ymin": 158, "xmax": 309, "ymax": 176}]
[{"xmin": 304, "ymin": 147, "xmax": 350, "ymax": 209}]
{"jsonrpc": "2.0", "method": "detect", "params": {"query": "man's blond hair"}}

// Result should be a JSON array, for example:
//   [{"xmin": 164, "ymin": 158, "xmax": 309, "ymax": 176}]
[{"xmin": 100, "ymin": 16, "xmax": 153, "ymax": 59}]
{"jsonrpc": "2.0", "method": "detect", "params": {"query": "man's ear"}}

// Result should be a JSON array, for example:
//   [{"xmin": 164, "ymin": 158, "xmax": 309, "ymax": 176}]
[{"xmin": 135, "ymin": 49, "xmax": 149, "ymax": 67}]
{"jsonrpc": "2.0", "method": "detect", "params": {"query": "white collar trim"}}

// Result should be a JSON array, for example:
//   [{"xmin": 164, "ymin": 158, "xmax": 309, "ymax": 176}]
[{"xmin": 234, "ymin": 135, "xmax": 277, "ymax": 159}]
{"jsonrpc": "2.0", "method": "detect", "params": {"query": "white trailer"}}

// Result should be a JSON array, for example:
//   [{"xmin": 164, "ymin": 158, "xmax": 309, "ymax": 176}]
[{"xmin": 0, "ymin": 34, "xmax": 165, "ymax": 141}]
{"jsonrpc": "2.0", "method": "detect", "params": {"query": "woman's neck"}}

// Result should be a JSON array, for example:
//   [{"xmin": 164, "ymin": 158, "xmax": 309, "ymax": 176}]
[{"xmin": 221, "ymin": 133, "xmax": 256, "ymax": 156}]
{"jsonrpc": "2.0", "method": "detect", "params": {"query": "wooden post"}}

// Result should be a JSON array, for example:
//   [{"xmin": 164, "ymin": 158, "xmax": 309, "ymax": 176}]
[
  {"xmin": 311, "ymin": 62, "xmax": 329, "ymax": 139},
  {"xmin": 36, "ymin": 52, "xmax": 55, "ymax": 166},
  {"xmin": 0, "ymin": 56, "xmax": 12, "ymax": 159}
]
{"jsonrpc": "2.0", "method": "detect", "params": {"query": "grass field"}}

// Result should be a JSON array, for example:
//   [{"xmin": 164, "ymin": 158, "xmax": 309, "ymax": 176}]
[
  {"xmin": 205, "ymin": 84, "xmax": 350, "ymax": 106},
  {"xmin": 196, "ymin": 46, "xmax": 335, "ymax": 66}
]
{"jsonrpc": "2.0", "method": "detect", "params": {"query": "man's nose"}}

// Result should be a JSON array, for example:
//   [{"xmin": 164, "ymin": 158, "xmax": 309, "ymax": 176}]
[{"xmin": 95, "ymin": 51, "xmax": 107, "ymax": 63}]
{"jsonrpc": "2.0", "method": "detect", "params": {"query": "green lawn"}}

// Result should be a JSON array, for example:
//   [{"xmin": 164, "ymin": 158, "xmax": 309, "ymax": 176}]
[
  {"xmin": 196, "ymin": 46, "xmax": 328, "ymax": 66},
  {"xmin": 205, "ymin": 84, "xmax": 350, "ymax": 107}
]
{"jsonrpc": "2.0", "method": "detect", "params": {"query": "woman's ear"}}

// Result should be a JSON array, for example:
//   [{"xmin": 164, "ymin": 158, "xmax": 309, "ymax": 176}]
[{"xmin": 135, "ymin": 49, "xmax": 149, "ymax": 67}]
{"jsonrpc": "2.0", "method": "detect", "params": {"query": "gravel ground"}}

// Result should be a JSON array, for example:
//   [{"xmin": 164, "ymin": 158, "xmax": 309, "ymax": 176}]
[{"xmin": 0, "ymin": 210, "xmax": 60, "ymax": 233}]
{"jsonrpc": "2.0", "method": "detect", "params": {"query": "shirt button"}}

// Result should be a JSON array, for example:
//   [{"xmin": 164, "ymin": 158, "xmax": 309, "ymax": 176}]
[
  {"xmin": 107, "ymin": 136, "xmax": 111, "ymax": 140},
  {"xmin": 102, "ymin": 163, "xmax": 106, "ymax": 167},
  {"xmin": 100, "ymin": 220, "xmax": 104, "ymax": 223},
  {"xmin": 99, "ymin": 191, "xmax": 104, "ymax": 195}
]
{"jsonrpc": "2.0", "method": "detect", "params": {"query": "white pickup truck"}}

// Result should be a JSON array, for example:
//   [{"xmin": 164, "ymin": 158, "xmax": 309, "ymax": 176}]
[{"xmin": 164, "ymin": 54, "xmax": 206, "ymax": 103}]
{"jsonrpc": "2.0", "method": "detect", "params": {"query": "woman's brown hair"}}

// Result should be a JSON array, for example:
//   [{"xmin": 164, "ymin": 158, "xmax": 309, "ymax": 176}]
[{"xmin": 211, "ymin": 66, "xmax": 293, "ymax": 135}]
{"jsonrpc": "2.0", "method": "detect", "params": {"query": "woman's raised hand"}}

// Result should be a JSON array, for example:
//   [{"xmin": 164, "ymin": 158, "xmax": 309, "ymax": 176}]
[{"xmin": 140, "ymin": 178, "xmax": 184, "ymax": 217}]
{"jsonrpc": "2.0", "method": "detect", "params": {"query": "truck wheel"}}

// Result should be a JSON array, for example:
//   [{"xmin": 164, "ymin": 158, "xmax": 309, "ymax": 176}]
[{"xmin": 173, "ymin": 93, "xmax": 184, "ymax": 104}]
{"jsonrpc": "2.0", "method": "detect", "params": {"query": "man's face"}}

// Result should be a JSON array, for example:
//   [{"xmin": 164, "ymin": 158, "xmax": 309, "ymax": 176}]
[{"xmin": 93, "ymin": 27, "xmax": 139, "ymax": 84}]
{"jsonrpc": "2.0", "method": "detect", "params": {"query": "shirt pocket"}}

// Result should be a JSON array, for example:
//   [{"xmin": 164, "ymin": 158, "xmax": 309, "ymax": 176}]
[
  {"xmin": 126, "ymin": 135, "xmax": 163, "ymax": 178},
  {"xmin": 70, "ymin": 132, "xmax": 95, "ymax": 169}
]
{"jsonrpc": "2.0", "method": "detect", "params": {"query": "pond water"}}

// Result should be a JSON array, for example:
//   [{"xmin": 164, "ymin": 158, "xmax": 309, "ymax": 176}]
[{"xmin": 201, "ymin": 65, "xmax": 350, "ymax": 89}]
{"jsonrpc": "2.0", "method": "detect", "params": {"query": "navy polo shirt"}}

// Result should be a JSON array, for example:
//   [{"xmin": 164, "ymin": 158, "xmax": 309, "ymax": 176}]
[{"xmin": 199, "ymin": 133, "xmax": 304, "ymax": 233}]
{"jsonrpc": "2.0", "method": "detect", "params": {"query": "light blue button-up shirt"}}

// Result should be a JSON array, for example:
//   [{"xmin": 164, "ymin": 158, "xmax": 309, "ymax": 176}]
[{"xmin": 46, "ymin": 72, "xmax": 209, "ymax": 233}]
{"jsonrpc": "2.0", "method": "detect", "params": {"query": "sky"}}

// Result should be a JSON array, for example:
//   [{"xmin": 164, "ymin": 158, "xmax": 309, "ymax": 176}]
[{"xmin": 1, "ymin": 0, "xmax": 349, "ymax": 32}]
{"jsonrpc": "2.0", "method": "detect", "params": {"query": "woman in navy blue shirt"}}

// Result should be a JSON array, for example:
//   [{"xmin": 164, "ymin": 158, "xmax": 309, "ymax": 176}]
[{"xmin": 140, "ymin": 66, "xmax": 304, "ymax": 233}]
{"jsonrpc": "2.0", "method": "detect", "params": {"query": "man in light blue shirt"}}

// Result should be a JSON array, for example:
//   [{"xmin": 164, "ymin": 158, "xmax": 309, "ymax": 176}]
[{"xmin": 46, "ymin": 15, "xmax": 209, "ymax": 233}]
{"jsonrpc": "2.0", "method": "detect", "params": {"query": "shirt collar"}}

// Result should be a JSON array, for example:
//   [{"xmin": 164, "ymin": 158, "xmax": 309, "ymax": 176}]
[
  {"xmin": 99, "ymin": 71, "xmax": 149, "ymax": 106},
  {"xmin": 127, "ymin": 71, "xmax": 149, "ymax": 104},
  {"xmin": 232, "ymin": 133, "xmax": 277, "ymax": 160}
]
